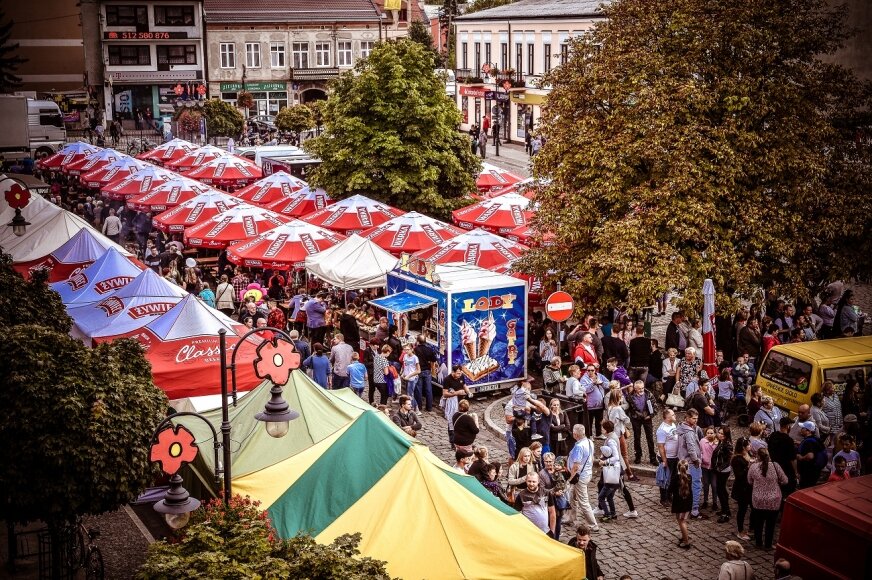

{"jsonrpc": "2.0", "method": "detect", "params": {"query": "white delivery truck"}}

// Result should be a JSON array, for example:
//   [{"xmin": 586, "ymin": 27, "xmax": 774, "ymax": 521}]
[{"xmin": 0, "ymin": 95, "xmax": 67, "ymax": 160}]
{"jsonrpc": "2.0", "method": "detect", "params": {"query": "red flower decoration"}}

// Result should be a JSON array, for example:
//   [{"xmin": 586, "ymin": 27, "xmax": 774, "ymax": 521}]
[
  {"xmin": 4, "ymin": 183, "xmax": 30, "ymax": 210},
  {"xmin": 253, "ymin": 338, "xmax": 300, "ymax": 386},
  {"xmin": 150, "ymin": 424, "xmax": 199, "ymax": 476}
]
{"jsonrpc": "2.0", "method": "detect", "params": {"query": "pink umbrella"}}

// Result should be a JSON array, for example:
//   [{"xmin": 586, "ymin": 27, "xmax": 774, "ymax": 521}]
[
  {"xmin": 232, "ymin": 172, "xmax": 309, "ymax": 206},
  {"xmin": 264, "ymin": 186, "xmax": 332, "ymax": 218},
  {"xmin": 452, "ymin": 192, "xmax": 535, "ymax": 234},
  {"xmin": 80, "ymin": 155, "xmax": 146, "ymax": 189},
  {"xmin": 136, "ymin": 138, "xmax": 198, "ymax": 166},
  {"xmin": 360, "ymin": 211, "xmax": 465, "ymax": 255},
  {"xmin": 183, "ymin": 203, "xmax": 291, "ymax": 249},
  {"xmin": 226, "ymin": 219, "xmax": 346, "ymax": 269},
  {"xmin": 102, "ymin": 165, "xmax": 180, "ymax": 200},
  {"xmin": 126, "ymin": 177, "xmax": 214, "ymax": 213},
  {"xmin": 412, "ymin": 228, "xmax": 528, "ymax": 270},
  {"xmin": 37, "ymin": 141, "xmax": 101, "ymax": 171},
  {"xmin": 702, "ymin": 279, "xmax": 718, "ymax": 379},
  {"xmin": 301, "ymin": 194, "xmax": 404, "ymax": 235},
  {"xmin": 152, "ymin": 189, "xmax": 243, "ymax": 233},
  {"xmin": 63, "ymin": 148, "xmax": 121, "ymax": 176},
  {"xmin": 165, "ymin": 144, "xmax": 226, "ymax": 173}
]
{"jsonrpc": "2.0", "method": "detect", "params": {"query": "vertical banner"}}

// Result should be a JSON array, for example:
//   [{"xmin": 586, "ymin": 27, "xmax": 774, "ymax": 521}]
[{"xmin": 114, "ymin": 90, "xmax": 133, "ymax": 116}]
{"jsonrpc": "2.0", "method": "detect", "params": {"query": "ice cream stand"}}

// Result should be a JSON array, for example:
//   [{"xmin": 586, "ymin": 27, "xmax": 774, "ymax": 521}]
[{"xmin": 368, "ymin": 257, "xmax": 527, "ymax": 395}]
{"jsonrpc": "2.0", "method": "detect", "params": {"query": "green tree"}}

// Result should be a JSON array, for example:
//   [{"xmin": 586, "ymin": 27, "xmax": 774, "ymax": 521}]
[
  {"xmin": 202, "ymin": 98, "xmax": 245, "ymax": 141},
  {"xmin": 305, "ymin": 39, "xmax": 479, "ymax": 218},
  {"xmin": 138, "ymin": 495, "xmax": 392, "ymax": 580},
  {"xmin": 522, "ymin": 0, "xmax": 872, "ymax": 313},
  {"xmin": 408, "ymin": 20, "xmax": 441, "ymax": 67},
  {"xmin": 0, "ymin": 11, "xmax": 25, "ymax": 93},
  {"xmin": 275, "ymin": 104, "xmax": 314, "ymax": 139}
]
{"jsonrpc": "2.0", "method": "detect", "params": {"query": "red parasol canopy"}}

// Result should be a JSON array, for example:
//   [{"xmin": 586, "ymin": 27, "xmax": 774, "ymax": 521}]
[
  {"xmin": 226, "ymin": 219, "xmax": 346, "ymax": 269},
  {"xmin": 63, "ymin": 148, "xmax": 121, "ymax": 176},
  {"xmin": 102, "ymin": 165, "xmax": 180, "ymax": 200},
  {"xmin": 37, "ymin": 141, "xmax": 101, "ymax": 171},
  {"xmin": 232, "ymin": 172, "xmax": 309, "ymax": 206},
  {"xmin": 151, "ymin": 189, "xmax": 243, "ymax": 233},
  {"xmin": 301, "ymin": 194, "xmax": 404, "ymax": 234},
  {"xmin": 126, "ymin": 177, "xmax": 215, "ymax": 213},
  {"xmin": 165, "ymin": 144, "xmax": 226, "ymax": 172},
  {"xmin": 264, "ymin": 185, "xmax": 332, "ymax": 218},
  {"xmin": 452, "ymin": 192, "xmax": 536, "ymax": 234},
  {"xmin": 183, "ymin": 153, "xmax": 262, "ymax": 189},
  {"xmin": 80, "ymin": 155, "xmax": 146, "ymax": 189},
  {"xmin": 412, "ymin": 228, "xmax": 528, "ymax": 270},
  {"xmin": 136, "ymin": 138, "xmax": 198, "ymax": 166},
  {"xmin": 360, "ymin": 211, "xmax": 465, "ymax": 255},
  {"xmin": 183, "ymin": 203, "xmax": 291, "ymax": 248},
  {"xmin": 504, "ymin": 224, "xmax": 554, "ymax": 246},
  {"xmin": 476, "ymin": 162, "xmax": 523, "ymax": 194}
]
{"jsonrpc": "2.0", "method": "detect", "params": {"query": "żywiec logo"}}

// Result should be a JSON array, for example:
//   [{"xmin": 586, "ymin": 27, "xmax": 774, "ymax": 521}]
[
  {"xmin": 391, "ymin": 225, "xmax": 411, "ymax": 247},
  {"xmin": 101, "ymin": 167, "xmax": 120, "ymax": 183},
  {"xmin": 94, "ymin": 276, "xmax": 135, "ymax": 294},
  {"xmin": 357, "ymin": 207, "xmax": 372, "ymax": 228},
  {"xmin": 206, "ymin": 216, "xmax": 232, "ymax": 237},
  {"xmin": 175, "ymin": 340, "xmax": 221, "ymax": 364},
  {"xmin": 264, "ymin": 233, "xmax": 289, "ymax": 258},
  {"xmin": 128, "ymin": 302, "xmax": 176, "ymax": 319},
  {"xmin": 66, "ymin": 271, "xmax": 90, "ymax": 291},
  {"xmin": 299, "ymin": 233, "xmax": 317, "ymax": 255},
  {"xmin": 98, "ymin": 296, "xmax": 124, "ymax": 316}
]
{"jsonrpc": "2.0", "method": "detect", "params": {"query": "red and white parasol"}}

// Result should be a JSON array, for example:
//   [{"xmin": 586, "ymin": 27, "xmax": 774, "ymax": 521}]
[
  {"xmin": 136, "ymin": 138, "xmax": 198, "ymax": 166},
  {"xmin": 183, "ymin": 203, "xmax": 291, "ymax": 248},
  {"xmin": 80, "ymin": 155, "xmax": 146, "ymax": 189},
  {"xmin": 151, "ymin": 189, "xmax": 243, "ymax": 233},
  {"xmin": 165, "ymin": 144, "xmax": 226, "ymax": 173},
  {"xmin": 452, "ymin": 192, "xmax": 535, "ymax": 234},
  {"xmin": 226, "ymin": 219, "xmax": 346, "ymax": 270},
  {"xmin": 232, "ymin": 172, "xmax": 309, "ymax": 206},
  {"xmin": 63, "ymin": 148, "xmax": 121, "ymax": 176},
  {"xmin": 301, "ymin": 194, "xmax": 404, "ymax": 235},
  {"xmin": 504, "ymin": 224, "xmax": 554, "ymax": 246},
  {"xmin": 360, "ymin": 211, "xmax": 465, "ymax": 255},
  {"xmin": 102, "ymin": 165, "xmax": 180, "ymax": 200},
  {"xmin": 702, "ymin": 279, "xmax": 718, "ymax": 379},
  {"xmin": 37, "ymin": 141, "xmax": 101, "ymax": 171},
  {"xmin": 126, "ymin": 177, "xmax": 215, "ymax": 213},
  {"xmin": 264, "ymin": 186, "xmax": 332, "ymax": 218},
  {"xmin": 183, "ymin": 153, "xmax": 262, "ymax": 189},
  {"xmin": 412, "ymin": 228, "xmax": 528, "ymax": 270},
  {"xmin": 476, "ymin": 162, "xmax": 523, "ymax": 194}
]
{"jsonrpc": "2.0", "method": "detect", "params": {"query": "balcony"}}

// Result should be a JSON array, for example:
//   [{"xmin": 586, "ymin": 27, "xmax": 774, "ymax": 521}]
[
  {"xmin": 291, "ymin": 68, "xmax": 340, "ymax": 81},
  {"xmin": 454, "ymin": 68, "xmax": 525, "ymax": 87}
]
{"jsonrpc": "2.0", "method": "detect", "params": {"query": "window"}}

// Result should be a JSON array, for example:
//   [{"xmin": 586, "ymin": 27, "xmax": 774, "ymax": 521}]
[
  {"xmin": 153, "ymin": 5, "xmax": 195, "ymax": 26},
  {"xmin": 824, "ymin": 365, "xmax": 872, "ymax": 397},
  {"xmin": 270, "ymin": 43, "xmax": 286, "ymax": 68},
  {"xmin": 500, "ymin": 43, "xmax": 507, "ymax": 70},
  {"xmin": 360, "ymin": 41, "xmax": 375, "ymax": 60},
  {"xmin": 337, "ymin": 41, "xmax": 353, "ymax": 66},
  {"xmin": 245, "ymin": 43, "xmax": 261, "ymax": 68},
  {"xmin": 315, "ymin": 42, "xmax": 330, "ymax": 67},
  {"xmin": 292, "ymin": 42, "xmax": 309, "ymax": 68},
  {"xmin": 108, "ymin": 45, "xmax": 150, "ymax": 65},
  {"xmin": 461, "ymin": 42, "xmax": 468, "ymax": 69},
  {"xmin": 474, "ymin": 42, "xmax": 480, "ymax": 74},
  {"xmin": 527, "ymin": 44, "xmax": 534, "ymax": 76},
  {"xmin": 220, "ymin": 43, "xmax": 235, "ymax": 68},
  {"xmin": 543, "ymin": 43, "xmax": 551, "ymax": 73},
  {"xmin": 515, "ymin": 43, "xmax": 522, "ymax": 74},
  {"xmin": 760, "ymin": 351, "xmax": 813, "ymax": 393},
  {"xmin": 485, "ymin": 43, "xmax": 491, "ymax": 69},
  {"xmin": 157, "ymin": 45, "xmax": 197, "ymax": 65},
  {"xmin": 105, "ymin": 5, "xmax": 147, "ymax": 26},
  {"xmin": 39, "ymin": 109, "xmax": 63, "ymax": 128},
  {"xmin": 560, "ymin": 44, "xmax": 568, "ymax": 65}
]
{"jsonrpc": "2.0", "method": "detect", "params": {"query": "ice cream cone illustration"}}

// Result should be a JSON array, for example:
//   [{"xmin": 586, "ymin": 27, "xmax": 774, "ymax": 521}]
[
  {"xmin": 478, "ymin": 313, "xmax": 497, "ymax": 358},
  {"xmin": 461, "ymin": 320, "xmax": 477, "ymax": 361}
]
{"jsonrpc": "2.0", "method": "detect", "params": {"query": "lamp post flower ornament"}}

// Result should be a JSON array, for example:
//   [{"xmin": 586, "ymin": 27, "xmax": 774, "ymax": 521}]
[
  {"xmin": 149, "ymin": 327, "xmax": 301, "ymax": 529},
  {"xmin": 3, "ymin": 178, "xmax": 32, "ymax": 236}
]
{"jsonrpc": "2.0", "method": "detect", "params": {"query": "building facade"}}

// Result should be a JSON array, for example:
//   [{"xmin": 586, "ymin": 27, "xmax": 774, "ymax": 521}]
[
  {"xmin": 454, "ymin": 0, "xmax": 606, "ymax": 142},
  {"xmin": 204, "ymin": 0, "xmax": 391, "ymax": 113},
  {"xmin": 99, "ymin": 0, "xmax": 206, "ymax": 125}
]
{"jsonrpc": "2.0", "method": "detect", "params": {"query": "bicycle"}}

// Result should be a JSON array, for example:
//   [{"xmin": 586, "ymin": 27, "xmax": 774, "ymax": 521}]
[{"xmin": 66, "ymin": 517, "xmax": 105, "ymax": 580}]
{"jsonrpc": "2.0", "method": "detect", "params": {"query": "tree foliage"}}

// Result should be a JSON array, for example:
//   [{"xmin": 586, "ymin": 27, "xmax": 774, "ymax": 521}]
[
  {"xmin": 408, "ymin": 20, "xmax": 441, "ymax": 67},
  {"xmin": 138, "ymin": 495, "xmax": 392, "ymax": 580},
  {"xmin": 305, "ymin": 39, "xmax": 479, "ymax": 219},
  {"xmin": 0, "ymin": 253, "xmax": 166, "ymax": 525},
  {"xmin": 0, "ymin": 11, "xmax": 25, "ymax": 93},
  {"xmin": 522, "ymin": 0, "xmax": 872, "ymax": 313},
  {"xmin": 202, "ymin": 98, "xmax": 245, "ymax": 140},
  {"xmin": 275, "ymin": 105, "xmax": 314, "ymax": 136}
]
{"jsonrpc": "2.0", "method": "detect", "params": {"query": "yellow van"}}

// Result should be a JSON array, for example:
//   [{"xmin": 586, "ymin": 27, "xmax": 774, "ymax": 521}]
[{"xmin": 755, "ymin": 336, "xmax": 872, "ymax": 417}]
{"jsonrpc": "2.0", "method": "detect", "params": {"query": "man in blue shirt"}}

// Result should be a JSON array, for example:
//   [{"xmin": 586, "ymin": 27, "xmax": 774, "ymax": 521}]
[
  {"xmin": 580, "ymin": 364, "xmax": 609, "ymax": 438},
  {"xmin": 567, "ymin": 424, "xmax": 598, "ymax": 532},
  {"xmin": 347, "ymin": 353, "xmax": 368, "ymax": 397}
]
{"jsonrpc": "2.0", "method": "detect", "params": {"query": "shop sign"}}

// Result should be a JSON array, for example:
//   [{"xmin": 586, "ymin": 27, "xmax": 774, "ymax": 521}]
[
  {"xmin": 510, "ymin": 91, "xmax": 548, "ymax": 105},
  {"xmin": 459, "ymin": 86, "xmax": 488, "ymax": 98},
  {"xmin": 219, "ymin": 82, "xmax": 287, "ymax": 92},
  {"xmin": 484, "ymin": 91, "xmax": 509, "ymax": 102}
]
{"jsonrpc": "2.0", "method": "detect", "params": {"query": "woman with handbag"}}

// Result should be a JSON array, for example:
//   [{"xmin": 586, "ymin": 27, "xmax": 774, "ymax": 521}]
[
  {"xmin": 607, "ymin": 388, "xmax": 637, "ymax": 481},
  {"xmin": 549, "ymin": 398, "xmax": 572, "ymax": 457},
  {"xmin": 596, "ymin": 445, "xmax": 622, "ymax": 522},
  {"xmin": 539, "ymin": 452, "xmax": 570, "ymax": 539},
  {"xmin": 600, "ymin": 419, "xmax": 639, "ymax": 519}
]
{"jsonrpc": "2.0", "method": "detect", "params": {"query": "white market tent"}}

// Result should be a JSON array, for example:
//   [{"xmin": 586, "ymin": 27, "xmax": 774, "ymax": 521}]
[{"xmin": 304, "ymin": 234, "xmax": 398, "ymax": 289}]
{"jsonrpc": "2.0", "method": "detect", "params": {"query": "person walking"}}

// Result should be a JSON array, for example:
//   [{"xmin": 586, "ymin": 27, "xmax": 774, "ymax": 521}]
[
  {"xmin": 731, "ymin": 437, "xmax": 753, "ymax": 541},
  {"xmin": 567, "ymin": 424, "xmax": 598, "ymax": 532},
  {"xmin": 669, "ymin": 459, "xmax": 693, "ymax": 549},
  {"xmin": 748, "ymin": 448, "xmax": 787, "ymax": 550},
  {"xmin": 627, "ymin": 380, "xmax": 658, "ymax": 465}
]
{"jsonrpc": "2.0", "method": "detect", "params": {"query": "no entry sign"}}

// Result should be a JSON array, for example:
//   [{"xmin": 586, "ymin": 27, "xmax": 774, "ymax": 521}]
[{"xmin": 545, "ymin": 291, "xmax": 574, "ymax": 322}]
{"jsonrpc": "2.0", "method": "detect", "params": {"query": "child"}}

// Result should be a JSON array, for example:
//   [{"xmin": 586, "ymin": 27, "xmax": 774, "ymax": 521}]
[
  {"xmin": 597, "ymin": 445, "xmax": 621, "ymax": 522},
  {"xmin": 828, "ymin": 456, "xmax": 851, "ymax": 482},
  {"xmin": 347, "ymin": 352, "xmax": 367, "ymax": 398},
  {"xmin": 732, "ymin": 355, "xmax": 752, "ymax": 391},
  {"xmin": 834, "ymin": 434, "xmax": 861, "ymax": 478}
]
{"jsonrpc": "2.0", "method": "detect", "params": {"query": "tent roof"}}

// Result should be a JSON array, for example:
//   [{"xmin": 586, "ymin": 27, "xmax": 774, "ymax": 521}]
[
  {"xmin": 50, "ymin": 247, "xmax": 143, "ymax": 304},
  {"xmin": 304, "ymin": 234, "xmax": 397, "ymax": 289},
  {"xmin": 145, "ymin": 293, "xmax": 239, "ymax": 340},
  {"xmin": 234, "ymin": 410, "xmax": 585, "ymax": 579}
]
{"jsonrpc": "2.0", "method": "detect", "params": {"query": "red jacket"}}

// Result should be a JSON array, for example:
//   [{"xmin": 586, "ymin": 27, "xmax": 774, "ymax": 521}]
[{"xmin": 762, "ymin": 334, "xmax": 780, "ymax": 356}]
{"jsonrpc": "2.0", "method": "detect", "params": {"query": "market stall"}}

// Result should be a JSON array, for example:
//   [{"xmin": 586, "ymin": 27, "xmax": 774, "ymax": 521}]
[
  {"xmin": 49, "ymin": 246, "xmax": 143, "ymax": 304},
  {"xmin": 303, "ymin": 234, "xmax": 398, "ymax": 290}
]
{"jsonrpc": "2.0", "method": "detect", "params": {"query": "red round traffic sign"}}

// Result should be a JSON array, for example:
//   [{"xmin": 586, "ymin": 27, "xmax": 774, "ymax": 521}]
[{"xmin": 545, "ymin": 291, "xmax": 574, "ymax": 322}]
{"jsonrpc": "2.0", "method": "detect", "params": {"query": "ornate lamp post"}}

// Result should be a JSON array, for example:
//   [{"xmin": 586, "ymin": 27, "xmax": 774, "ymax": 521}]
[
  {"xmin": 149, "ymin": 327, "xmax": 301, "ymax": 529},
  {"xmin": 2, "ymin": 177, "xmax": 32, "ymax": 236}
]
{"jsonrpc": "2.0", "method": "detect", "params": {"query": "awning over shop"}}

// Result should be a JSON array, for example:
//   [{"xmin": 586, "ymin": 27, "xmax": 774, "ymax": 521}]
[{"xmin": 369, "ymin": 290, "xmax": 436, "ymax": 314}]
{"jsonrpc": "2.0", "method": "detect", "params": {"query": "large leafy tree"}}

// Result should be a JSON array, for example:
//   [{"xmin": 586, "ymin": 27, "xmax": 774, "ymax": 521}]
[
  {"xmin": 305, "ymin": 39, "xmax": 479, "ymax": 218},
  {"xmin": 202, "ymin": 98, "xmax": 245, "ymax": 141},
  {"xmin": 522, "ymin": 0, "xmax": 872, "ymax": 313},
  {"xmin": 0, "ymin": 253, "xmax": 167, "ymax": 526},
  {"xmin": 275, "ymin": 104, "xmax": 314, "ymax": 139},
  {"xmin": 0, "ymin": 11, "xmax": 25, "ymax": 93}
]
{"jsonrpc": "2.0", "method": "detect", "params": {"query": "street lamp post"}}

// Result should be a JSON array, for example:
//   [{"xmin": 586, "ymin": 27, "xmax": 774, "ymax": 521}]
[
  {"xmin": 2, "ymin": 176, "xmax": 32, "ymax": 237},
  {"xmin": 149, "ymin": 327, "xmax": 301, "ymax": 529}
]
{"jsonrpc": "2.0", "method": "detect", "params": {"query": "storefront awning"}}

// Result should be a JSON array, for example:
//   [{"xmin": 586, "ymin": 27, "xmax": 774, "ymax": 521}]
[{"xmin": 369, "ymin": 290, "xmax": 436, "ymax": 314}]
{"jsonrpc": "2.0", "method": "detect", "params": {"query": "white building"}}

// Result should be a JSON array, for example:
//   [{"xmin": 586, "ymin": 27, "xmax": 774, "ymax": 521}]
[{"xmin": 454, "ymin": 0, "xmax": 607, "ymax": 142}]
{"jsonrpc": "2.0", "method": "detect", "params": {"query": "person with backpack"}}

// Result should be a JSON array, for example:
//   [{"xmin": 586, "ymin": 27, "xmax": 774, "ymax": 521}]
[{"xmin": 797, "ymin": 421, "xmax": 827, "ymax": 488}]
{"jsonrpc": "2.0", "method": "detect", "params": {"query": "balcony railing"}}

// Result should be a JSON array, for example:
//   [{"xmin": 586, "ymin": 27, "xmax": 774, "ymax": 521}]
[
  {"xmin": 291, "ymin": 68, "xmax": 340, "ymax": 81},
  {"xmin": 454, "ymin": 69, "xmax": 525, "ymax": 88}
]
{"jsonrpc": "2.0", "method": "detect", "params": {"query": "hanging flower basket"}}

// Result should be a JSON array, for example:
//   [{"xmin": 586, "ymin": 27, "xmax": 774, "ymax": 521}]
[{"xmin": 237, "ymin": 90, "xmax": 254, "ymax": 110}]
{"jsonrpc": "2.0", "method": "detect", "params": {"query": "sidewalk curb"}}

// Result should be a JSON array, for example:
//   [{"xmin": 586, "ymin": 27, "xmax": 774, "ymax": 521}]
[{"xmin": 484, "ymin": 394, "xmax": 511, "ymax": 439}]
